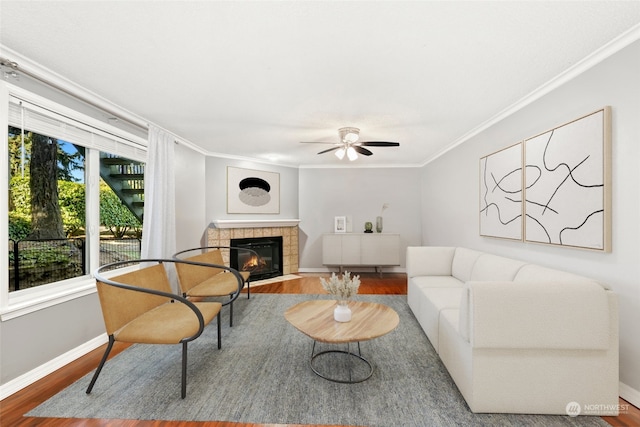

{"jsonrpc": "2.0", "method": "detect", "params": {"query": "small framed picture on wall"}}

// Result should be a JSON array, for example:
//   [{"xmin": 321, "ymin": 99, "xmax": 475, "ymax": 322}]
[{"xmin": 334, "ymin": 216, "xmax": 346, "ymax": 233}]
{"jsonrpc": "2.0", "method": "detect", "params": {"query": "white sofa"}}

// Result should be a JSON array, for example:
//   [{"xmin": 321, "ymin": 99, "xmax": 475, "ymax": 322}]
[{"xmin": 406, "ymin": 246, "xmax": 619, "ymax": 416}]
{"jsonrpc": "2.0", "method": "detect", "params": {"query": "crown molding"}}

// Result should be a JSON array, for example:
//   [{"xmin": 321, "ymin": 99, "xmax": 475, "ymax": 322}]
[{"xmin": 421, "ymin": 23, "xmax": 640, "ymax": 167}]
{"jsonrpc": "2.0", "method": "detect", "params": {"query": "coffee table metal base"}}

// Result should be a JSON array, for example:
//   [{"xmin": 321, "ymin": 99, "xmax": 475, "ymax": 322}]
[{"xmin": 309, "ymin": 341, "xmax": 373, "ymax": 384}]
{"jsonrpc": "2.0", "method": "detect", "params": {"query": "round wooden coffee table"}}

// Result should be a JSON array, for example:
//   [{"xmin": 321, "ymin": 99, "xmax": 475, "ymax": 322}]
[{"xmin": 285, "ymin": 299, "xmax": 399, "ymax": 383}]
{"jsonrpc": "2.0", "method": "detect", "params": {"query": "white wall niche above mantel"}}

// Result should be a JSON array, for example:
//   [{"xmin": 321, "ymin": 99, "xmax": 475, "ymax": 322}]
[{"xmin": 212, "ymin": 219, "xmax": 301, "ymax": 229}]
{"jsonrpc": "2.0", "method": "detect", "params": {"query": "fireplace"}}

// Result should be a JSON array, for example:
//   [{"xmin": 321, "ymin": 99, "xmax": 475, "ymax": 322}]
[
  {"xmin": 208, "ymin": 219, "xmax": 299, "ymax": 276},
  {"xmin": 231, "ymin": 236, "xmax": 283, "ymax": 281}
]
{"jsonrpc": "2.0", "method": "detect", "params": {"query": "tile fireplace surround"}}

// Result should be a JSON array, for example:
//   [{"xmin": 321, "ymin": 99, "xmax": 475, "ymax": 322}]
[{"xmin": 207, "ymin": 219, "xmax": 299, "ymax": 275}]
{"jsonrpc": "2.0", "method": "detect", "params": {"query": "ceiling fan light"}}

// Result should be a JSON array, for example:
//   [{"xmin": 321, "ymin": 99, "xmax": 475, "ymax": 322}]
[
  {"xmin": 344, "ymin": 132, "xmax": 359, "ymax": 144},
  {"xmin": 347, "ymin": 146, "xmax": 358, "ymax": 161},
  {"xmin": 339, "ymin": 127, "xmax": 360, "ymax": 144},
  {"xmin": 335, "ymin": 147, "xmax": 346, "ymax": 159}
]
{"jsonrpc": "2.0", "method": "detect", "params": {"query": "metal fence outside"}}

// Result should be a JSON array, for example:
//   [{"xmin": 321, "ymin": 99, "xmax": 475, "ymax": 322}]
[
  {"xmin": 8, "ymin": 237, "xmax": 141, "ymax": 292},
  {"xmin": 99, "ymin": 238, "xmax": 142, "ymax": 265}
]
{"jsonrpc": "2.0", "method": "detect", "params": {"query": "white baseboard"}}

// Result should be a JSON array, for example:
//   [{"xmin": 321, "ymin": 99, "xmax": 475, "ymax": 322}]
[
  {"xmin": 0, "ymin": 333, "xmax": 108, "ymax": 400},
  {"xmin": 296, "ymin": 267, "xmax": 329, "ymax": 273},
  {"xmin": 620, "ymin": 381, "xmax": 640, "ymax": 409},
  {"xmin": 298, "ymin": 267, "xmax": 406, "ymax": 274}
]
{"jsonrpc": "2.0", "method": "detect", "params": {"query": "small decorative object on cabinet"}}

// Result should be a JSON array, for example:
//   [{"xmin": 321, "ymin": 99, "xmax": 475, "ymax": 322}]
[
  {"xmin": 377, "ymin": 203, "xmax": 389, "ymax": 233},
  {"xmin": 375, "ymin": 216, "xmax": 383, "ymax": 233},
  {"xmin": 320, "ymin": 271, "xmax": 361, "ymax": 322},
  {"xmin": 364, "ymin": 221, "xmax": 373, "ymax": 233}
]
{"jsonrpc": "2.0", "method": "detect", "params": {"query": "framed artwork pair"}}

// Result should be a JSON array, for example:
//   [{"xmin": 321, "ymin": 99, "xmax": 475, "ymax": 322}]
[{"xmin": 479, "ymin": 107, "xmax": 611, "ymax": 252}]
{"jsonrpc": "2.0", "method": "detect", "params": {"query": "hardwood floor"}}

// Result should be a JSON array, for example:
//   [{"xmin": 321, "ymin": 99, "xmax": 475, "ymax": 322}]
[{"xmin": 1, "ymin": 273, "xmax": 638, "ymax": 427}]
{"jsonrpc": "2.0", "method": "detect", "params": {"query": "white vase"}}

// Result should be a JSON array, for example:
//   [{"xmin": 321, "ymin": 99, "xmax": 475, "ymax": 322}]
[{"xmin": 334, "ymin": 301, "xmax": 352, "ymax": 322}]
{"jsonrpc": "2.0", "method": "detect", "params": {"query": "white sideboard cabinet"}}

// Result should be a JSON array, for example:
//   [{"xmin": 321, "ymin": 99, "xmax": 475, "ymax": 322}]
[{"xmin": 322, "ymin": 233, "xmax": 400, "ymax": 274}]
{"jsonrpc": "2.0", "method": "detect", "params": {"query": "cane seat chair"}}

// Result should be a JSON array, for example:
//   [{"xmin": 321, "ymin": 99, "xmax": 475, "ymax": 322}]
[{"xmin": 87, "ymin": 259, "xmax": 243, "ymax": 398}]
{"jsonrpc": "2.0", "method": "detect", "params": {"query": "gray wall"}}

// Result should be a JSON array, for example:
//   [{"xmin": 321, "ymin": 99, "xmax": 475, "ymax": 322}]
[
  {"xmin": 0, "ymin": 293, "xmax": 103, "ymax": 387},
  {"xmin": 420, "ymin": 40, "xmax": 640, "ymax": 398},
  {"xmin": 175, "ymin": 143, "xmax": 207, "ymax": 251},
  {"xmin": 298, "ymin": 167, "xmax": 423, "ymax": 271},
  {"xmin": 205, "ymin": 157, "xmax": 299, "ymax": 223}
]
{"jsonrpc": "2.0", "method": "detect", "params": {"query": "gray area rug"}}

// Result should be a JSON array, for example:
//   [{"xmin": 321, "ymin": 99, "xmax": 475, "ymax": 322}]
[{"xmin": 29, "ymin": 294, "xmax": 607, "ymax": 426}]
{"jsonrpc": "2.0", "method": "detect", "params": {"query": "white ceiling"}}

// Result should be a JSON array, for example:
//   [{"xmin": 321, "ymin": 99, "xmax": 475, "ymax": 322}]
[{"xmin": 1, "ymin": 1, "xmax": 640, "ymax": 167}]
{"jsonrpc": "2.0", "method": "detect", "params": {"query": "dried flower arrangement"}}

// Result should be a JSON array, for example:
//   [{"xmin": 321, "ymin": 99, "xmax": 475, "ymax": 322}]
[{"xmin": 320, "ymin": 271, "xmax": 361, "ymax": 301}]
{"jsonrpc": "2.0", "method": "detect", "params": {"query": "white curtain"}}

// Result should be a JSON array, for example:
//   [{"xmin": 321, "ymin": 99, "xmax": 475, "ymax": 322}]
[{"xmin": 141, "ymin": 125, "xmax": 176, "ymax": 260}]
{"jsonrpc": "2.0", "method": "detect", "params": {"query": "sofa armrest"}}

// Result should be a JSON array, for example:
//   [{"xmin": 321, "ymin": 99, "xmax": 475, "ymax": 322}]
[
  {"xmin": 406, "ymin": 246, "xmax": 456, "ymax": 278},
  {"xmin": 464, "ymin": 281, "xmax": 612, "ymax": 350}
]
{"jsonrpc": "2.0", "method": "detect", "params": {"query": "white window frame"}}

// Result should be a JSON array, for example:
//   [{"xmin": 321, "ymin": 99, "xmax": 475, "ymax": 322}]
[{"xmin": 1, "ymin": 82, "xmax": 147, "ymax": 320}]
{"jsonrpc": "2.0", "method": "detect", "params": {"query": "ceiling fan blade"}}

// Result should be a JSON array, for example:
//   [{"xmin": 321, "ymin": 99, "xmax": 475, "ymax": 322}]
[
  {"xmin": 354, "ymin": 146, "xmax": 373, "ymax": 156},
  {"xmin": 317, "ymin": 146, "xmax": 340, "ymax": 155},
  {"xmin": 360, "ymin": 141, "xmax": 400, "ymax": 147}
]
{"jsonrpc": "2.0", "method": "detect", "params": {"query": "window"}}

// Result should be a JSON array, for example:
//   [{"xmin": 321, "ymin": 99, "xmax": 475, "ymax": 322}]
[
  {"xmin": 99, "ymin": 155, "xmax": 144, "ymax": 266},
  {"xmin": 8, "ymin": 131, "xmax": 87, "ymax": 291},
  {"xmin": 2, "ymin": 84, "xmax": 146, "ymax": 318}
]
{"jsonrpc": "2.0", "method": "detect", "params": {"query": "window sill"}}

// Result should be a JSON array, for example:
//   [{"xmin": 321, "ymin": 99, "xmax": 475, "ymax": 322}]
[{"xmin": 1, "ymin": 276, "xmax": 97, "ymax": 321}]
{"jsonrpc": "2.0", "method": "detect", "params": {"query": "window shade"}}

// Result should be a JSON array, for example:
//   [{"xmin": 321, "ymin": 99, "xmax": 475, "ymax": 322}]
[{"xmin": 8, "ymin": 96, "xmax": 146, "ymax": 162}]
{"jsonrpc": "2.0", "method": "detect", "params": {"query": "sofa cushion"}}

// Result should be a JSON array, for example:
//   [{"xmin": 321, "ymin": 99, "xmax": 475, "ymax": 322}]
[
  {"xmin": 419, "ymin": 287, "xmax": 464, "ymax": 352},
  {"xmin": 452, "ymin": 248, "xmax": 483, "ymax": 282},
  {"xmin": 406, "ymin": 246, "xmax": 455, "ymax": 277},
  {"xmin": 410, "ymin": 275, "xmax": 464, "ymax": 289},
  {"xmin": 468, "ymin": 281, "xmax": 610, "ymax": 350},
  {"xmin": 440, "ymin": 308, "xmax": 460, "ymax": 333},
  {"xmin": 470, "ymin": 254, "xmax": 526, "ymax": 281},
  {"xmin": 458, "ymin": 286, "xmax": 471, "ymax": 342},
  {"xmin": 408, "ymin": 275, "xmax": 464, "ymax": 341},
  {"xmin": 514, "ymin": 264, "xmax": 610, "ymax": 289}
]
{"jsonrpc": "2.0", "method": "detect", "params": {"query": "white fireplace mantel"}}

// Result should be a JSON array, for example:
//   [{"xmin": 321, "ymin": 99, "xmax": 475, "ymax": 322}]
[{"xmin": 212, "ymin": 219, "xmax": 301, "ymax": 229}]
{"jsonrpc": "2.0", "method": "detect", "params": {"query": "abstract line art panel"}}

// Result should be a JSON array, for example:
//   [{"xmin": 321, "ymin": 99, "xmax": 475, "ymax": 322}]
[
  {"xmin": 524, "ymin": 107, "xmax": 611, "ymax": 251},
  {"xmin": 227, "ymin": 167, "xmax": 280, "ymax": 214},
  {"xmin": 479, "ymin": 142, "xmax": 523, "ymax": 241}
]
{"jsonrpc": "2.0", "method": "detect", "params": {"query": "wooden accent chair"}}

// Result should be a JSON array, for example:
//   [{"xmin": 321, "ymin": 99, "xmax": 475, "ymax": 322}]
[
  {"xmin": 173, "ymin": 247, "xmax": 256, "ymax": 327},
  {"xmin": 87, "ymin": 259, "xmax": 244, "ymax": 399}
]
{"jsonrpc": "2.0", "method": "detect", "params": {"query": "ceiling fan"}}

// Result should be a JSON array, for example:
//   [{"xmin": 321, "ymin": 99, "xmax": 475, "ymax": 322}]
[{"xmin": 301, "ymin": 127, "xmax": 400, "ymax": 161}]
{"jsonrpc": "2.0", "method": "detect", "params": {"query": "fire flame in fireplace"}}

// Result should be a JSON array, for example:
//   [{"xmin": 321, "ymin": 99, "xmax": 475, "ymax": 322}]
[{"xmin": 243, "ymin": 255, "xmax": 267, "ymax": 271}]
